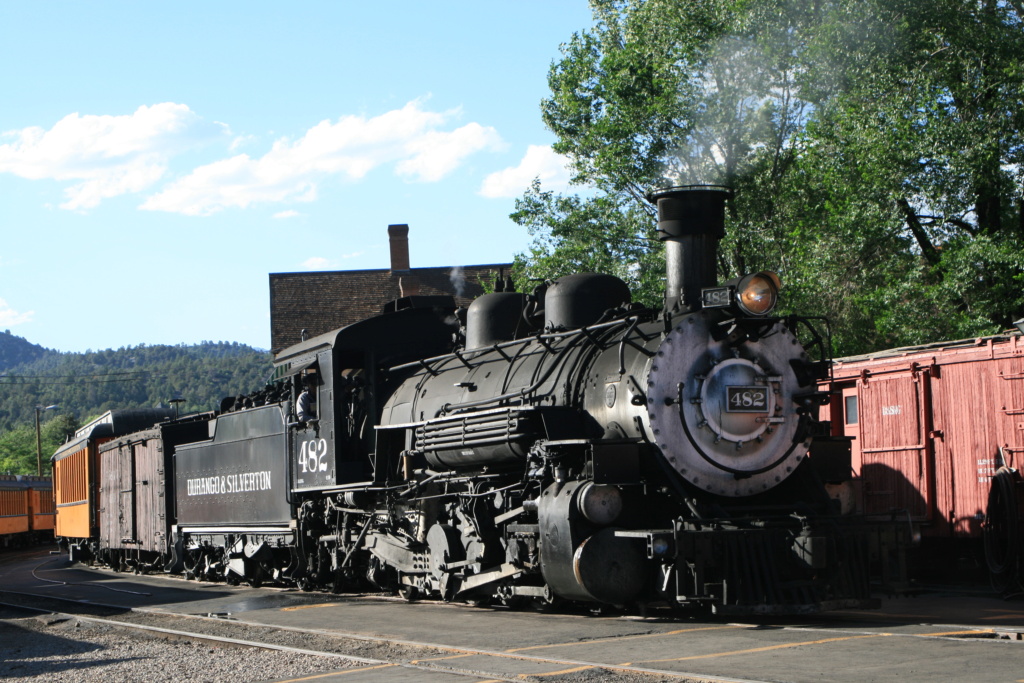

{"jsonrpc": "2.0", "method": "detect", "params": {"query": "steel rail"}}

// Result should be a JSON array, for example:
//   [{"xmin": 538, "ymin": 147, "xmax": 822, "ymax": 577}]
[
  {"xmin": 0, "ymin": 598, "xmax": 382, "ymax": 663},
  {"xmin": 0, "ymin": 589, "xmax": 747, "ymax": 682}
]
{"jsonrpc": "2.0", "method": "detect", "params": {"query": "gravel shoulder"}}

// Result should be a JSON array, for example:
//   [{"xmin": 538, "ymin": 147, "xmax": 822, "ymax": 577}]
[
  {"xmin": 0, "ymin": 606, "xmax": 362, "ymax": 683},
  {"xmin": 0, "ymin": 603, "xmax": 690, "ymax": 683}
]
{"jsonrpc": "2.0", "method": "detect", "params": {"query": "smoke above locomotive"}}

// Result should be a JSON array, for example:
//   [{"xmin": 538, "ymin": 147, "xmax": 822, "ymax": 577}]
[{"xmin": 60, "ymin": 186, "xmax": 880, "ymax": 615}]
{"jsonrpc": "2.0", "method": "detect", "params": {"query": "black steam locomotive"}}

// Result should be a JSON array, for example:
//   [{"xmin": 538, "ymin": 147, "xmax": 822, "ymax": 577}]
[{"xmin": 67, "ymin": 187, "xmax": 883, "ymax": 615}]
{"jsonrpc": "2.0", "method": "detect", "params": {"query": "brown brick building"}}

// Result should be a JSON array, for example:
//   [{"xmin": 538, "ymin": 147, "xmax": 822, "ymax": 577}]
[{"xmin": 268, "ymin": 224, "xmax": 512, "ymax": 353}]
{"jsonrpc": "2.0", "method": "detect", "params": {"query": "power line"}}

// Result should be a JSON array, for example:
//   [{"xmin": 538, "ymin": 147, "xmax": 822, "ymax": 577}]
[
  {"xmin": 0, "ymin": 373, "xmax": 149, "ymax": 385},
  {"xmin": 0, "ymin": 371, "xmax": 146, "ymax": 378},
  {"xmin": 0, "ymin": 379, "xmax": 145, "ymax": 385}
]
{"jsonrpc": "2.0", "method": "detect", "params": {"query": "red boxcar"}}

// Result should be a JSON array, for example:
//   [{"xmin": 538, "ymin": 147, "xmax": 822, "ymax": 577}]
[{"xmin": 820, "ymin": 333, "xmax": 1024, "ymax": 590}]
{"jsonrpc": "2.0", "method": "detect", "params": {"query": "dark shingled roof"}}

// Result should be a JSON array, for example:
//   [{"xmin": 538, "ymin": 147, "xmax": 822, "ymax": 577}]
[{"xmin": 269, "ymin": 263, "xmax": 511, "ymax": 353}]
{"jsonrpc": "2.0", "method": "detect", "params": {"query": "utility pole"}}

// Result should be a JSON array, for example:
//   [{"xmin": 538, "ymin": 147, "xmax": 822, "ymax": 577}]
[{"xmin": 35, "ymin": 404, "xmax": 58, "ymax": 476}]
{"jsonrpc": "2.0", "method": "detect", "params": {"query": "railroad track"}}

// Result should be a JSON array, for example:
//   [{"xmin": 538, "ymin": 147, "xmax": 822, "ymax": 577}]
[
  {"xmin": 4, "ymin": 554, "xmax": 1022, "ymax": 683},
  {"xmin": 0, "ymin": 590, "xmax": 703, "ymax": 683},
  {"xmin": 0, "ymin": 594, "xmax": 382, "ymax": 662}
]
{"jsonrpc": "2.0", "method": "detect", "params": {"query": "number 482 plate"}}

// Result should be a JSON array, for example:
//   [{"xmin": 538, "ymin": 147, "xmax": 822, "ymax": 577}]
[{"xmin": 726, "ymin": 386, "xmax": 769, "ymax": 413}]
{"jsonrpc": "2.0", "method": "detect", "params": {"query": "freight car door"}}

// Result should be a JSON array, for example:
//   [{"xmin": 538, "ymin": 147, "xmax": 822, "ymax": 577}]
[
  {"xmin": 858, "ymin": 373, "xmax": 929, "ymax": 519},
  {"xmin": 118, "ymin": 444, "xmax": 137, "ymax": 545},
  {"xmin": 840, "ymin": 385, "xmax": 861, "ymax": 474}
]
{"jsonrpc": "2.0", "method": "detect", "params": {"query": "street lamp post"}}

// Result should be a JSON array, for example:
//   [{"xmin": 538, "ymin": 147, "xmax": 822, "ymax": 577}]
[
  {"xmin": 35, "ymin": 404, "xmax": 58, "ymax": 476},
  {"xmin": 170, "ymin": 396, "xmax": 185, "ymax": 419}
]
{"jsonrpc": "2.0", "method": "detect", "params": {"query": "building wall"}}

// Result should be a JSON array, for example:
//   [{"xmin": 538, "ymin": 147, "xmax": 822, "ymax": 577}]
[{"xmin": 268, "ymin": 224, "xmax": 511, "ymax": 353}]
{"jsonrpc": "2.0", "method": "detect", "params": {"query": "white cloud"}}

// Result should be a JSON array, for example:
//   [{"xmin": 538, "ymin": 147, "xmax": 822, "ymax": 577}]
[
  {"xmin": 0, "ymin": 298, "xmax": 33, "ymax": 326},
  {"xmin": 229, "ymin": 134, "xmax": 257, "ymax": 151},
  {"xmin": 0, "ymin": 103, "xmax": 226, "ymax": 210},
  {"xmin": 301, "ymin": 250, "xmax": 365, "ymax": 270},
  {"xmin": 479, "ymin": 145, "xmax": 573, "ymax": 198},
  {"xmin": 142, "ymin": 101, "xmax": 504, "ymax": 216},
  {"xmin": 302, "ymin": 257, "xmax": 333, "ymax": 270},
  {"xmin": 396, "ymin": 123, "xmax": 506, "ymax": 182},
  {"xmin": 273, "ymin": 210, "xmax": 302, "ymax": 219}
]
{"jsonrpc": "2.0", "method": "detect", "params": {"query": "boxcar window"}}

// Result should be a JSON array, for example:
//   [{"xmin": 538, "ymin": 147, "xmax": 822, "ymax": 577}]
[{"xmin": 845, "ymin": 395, "xmax": 859, "ymax": 425}]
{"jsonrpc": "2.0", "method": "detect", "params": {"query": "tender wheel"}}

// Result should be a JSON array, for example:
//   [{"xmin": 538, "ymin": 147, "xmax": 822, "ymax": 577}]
[{"xmin": 984, "ymin": 467, "xmax": 1023, "ymax": 595}]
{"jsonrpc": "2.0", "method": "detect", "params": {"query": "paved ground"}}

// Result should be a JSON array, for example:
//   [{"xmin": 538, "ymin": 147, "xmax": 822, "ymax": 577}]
[{"xmin": 2, "ymin": 548, "xmax": 1023, "ymax": 683}]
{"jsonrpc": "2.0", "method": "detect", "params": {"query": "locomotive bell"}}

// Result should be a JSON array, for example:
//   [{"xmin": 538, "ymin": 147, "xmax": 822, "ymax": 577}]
[{"xmin": 647, "ymin": 185, "xmax": 732, "ymax": 312}]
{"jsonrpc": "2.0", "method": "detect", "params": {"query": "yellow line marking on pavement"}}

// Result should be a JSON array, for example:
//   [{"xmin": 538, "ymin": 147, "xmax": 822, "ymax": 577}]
[
  {"xmin": 410, "ymin": 653, "xmax": 477, "ymax": 664},
  {"xmin": 525, "ymin": 665, "xmax": 595, "ymax": 677},
  {"xmin": 373, "ymin": 643, "xmax": 617, "ymax": 669},
  {"xmin": 979, "ymin": 613, "xmax": 1024, "ymax": 620},
  {"xmin": 281, "ymin": 603, "xmax": 340, "ymax": 611},
  {"xmin": 273, "ymin": 663, "xmax": 399, "ymax": 681},
  {"xmin": 915, "ymin": 629, "xmax": 993, "ymax": 637},
  {"xmin": 863, "ymin": 613, "xmax": 935, "ymax": 619},
  {"xmin": 504, "ymin": 625, "xmax": 742, "ymax": 653},
  {"xmin": 628, "ymin": 632, "xmax": 889, "ymax": 664}
]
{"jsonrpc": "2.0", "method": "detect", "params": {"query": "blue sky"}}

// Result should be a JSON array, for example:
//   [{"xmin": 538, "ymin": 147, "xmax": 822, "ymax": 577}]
[{"xmin": 0, "ymin": 2, "xmax": 593, "ymax": 353}]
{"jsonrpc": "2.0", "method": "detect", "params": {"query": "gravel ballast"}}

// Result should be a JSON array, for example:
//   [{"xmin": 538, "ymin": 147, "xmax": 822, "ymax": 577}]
[{"xmin": 0, "ymin": 608, "xmax": 362, "ymax": 683}]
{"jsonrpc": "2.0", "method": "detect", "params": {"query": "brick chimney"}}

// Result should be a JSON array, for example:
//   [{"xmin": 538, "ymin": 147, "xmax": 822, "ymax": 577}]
[
  {"xmin": 388, "ymin": 224, "xmax": 419, "ymax": 295},
  {"xmin": 388, "ymin": 224, "xmax": 410, "ymax": 271}
]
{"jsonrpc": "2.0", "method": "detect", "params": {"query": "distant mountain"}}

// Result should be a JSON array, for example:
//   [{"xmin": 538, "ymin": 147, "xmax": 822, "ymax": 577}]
[
  {"xmin": 0, "ymin": 331, "xmax": 273, "ymax": 431},
  {"xmin": 0, "ymin": 329, "xmax": 50, "ymax": 372}
]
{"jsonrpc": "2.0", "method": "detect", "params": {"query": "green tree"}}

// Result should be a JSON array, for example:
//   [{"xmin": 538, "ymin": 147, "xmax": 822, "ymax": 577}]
[
  {"xmin": 792, "ymin": 0, "xmax": 1024, "ymax": 348},
  {"xmin": 0, "ymin": 414, "xmax": 76, "ymax": 475},
  {"xmin": 0, "ymin": 425, "xmax": 36, "ymax": 475},
  {"xmin": 516, "ymin": 0, "xmax": 1024, "ymax": 355}
]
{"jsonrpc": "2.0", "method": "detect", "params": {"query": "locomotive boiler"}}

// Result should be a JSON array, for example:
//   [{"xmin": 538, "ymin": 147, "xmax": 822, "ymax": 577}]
[{"xmin": 68, "ymin": 186, "xmax": 882, "ymax": 615}]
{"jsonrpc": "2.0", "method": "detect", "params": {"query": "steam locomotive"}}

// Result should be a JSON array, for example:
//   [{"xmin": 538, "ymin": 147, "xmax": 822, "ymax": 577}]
[{"xmin": 58, "ymin": 187, "xmax": 885, "ymax": 615}]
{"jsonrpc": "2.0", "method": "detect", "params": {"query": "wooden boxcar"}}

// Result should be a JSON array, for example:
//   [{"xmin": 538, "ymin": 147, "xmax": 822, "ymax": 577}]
[
  {"xmin": 820, "ymin": 333, "xmax": 1024, "ymax": 589},
  {"xmin": 96, "ymin": 414, "xmax": 212, "ymax": 571},
  {"xmin": 52, "ymin": 408, "xmax": 175, "ymax": 561}
]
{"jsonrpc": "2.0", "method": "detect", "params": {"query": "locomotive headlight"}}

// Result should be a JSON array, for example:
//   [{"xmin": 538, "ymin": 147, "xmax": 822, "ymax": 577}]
[{"xmin": 735, "ymin": 271, "xmax": 780, "ymax": 316}]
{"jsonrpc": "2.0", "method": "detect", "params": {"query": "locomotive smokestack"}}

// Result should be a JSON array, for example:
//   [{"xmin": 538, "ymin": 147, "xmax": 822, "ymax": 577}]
[{"xmin": 648, "ymin": 185, "xmax": 732, "ymax": 312}]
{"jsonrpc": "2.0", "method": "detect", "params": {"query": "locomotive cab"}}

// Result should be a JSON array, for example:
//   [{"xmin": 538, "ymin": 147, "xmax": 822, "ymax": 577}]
[{"xmin": 273, "ymin": 298, "xmax": 461, "ymax": 490}]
